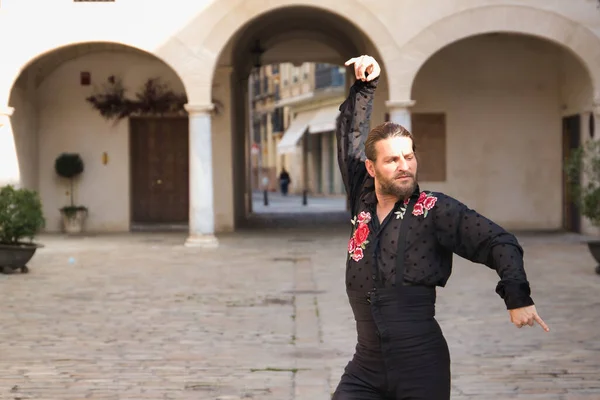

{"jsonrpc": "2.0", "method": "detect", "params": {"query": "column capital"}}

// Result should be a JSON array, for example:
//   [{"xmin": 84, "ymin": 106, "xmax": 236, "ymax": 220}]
[
  {"xmin": 385, "ymin": 100, "xmax": 416, "ymax": 110},
  {"xmin": 184, "ymin": 103, "xmax": 214, "ymax": 115},
  {"xmin": 0, "ymin": 106, "xmax": 14, "ymax": 117}
]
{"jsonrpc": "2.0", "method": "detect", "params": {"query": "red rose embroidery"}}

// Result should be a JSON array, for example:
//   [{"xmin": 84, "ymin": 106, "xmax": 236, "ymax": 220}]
[
  {"xmin": 354, "ymin": 223, "xmax": 370, "ymax": 245},
  {"xmin": 423, "ymin": 196, "xmax": 437, "ymax": 210},
  {"xmin": 411, "ymin": 192, "xmax": 437, "ymax": 218},
  {"xmin": 351, "ymin": 247, "xmax": 364, "ymax": 262},
  {"xmin": 349, "ymin": 211, "xmax": 372, "ymax": 262},
  {"xmin": 348, "ymin": 237, "xmax": 356, "ymax": 253},
  {"xmin": 357, "ymin": 211, "xmax": 371, "ymax": 224},
  {"xmin": 413, "ymin": 203, "xmax": 424, "ymax": 216},
  {"xmin": 403, "ymin": 198, "xmax": 410, "ymax": 206}
]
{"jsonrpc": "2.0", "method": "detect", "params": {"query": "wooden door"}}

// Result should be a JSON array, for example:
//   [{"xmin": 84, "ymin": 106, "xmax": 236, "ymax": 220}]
[
  {"xmin": 562, "ymin": 115, "xmax": 581, "ymax": 233},
  {"xmin": 130, "ymin": 117, "xmax": 189, "ymax": 224}
]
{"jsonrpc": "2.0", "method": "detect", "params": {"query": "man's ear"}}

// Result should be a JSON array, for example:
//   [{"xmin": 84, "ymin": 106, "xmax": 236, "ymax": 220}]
[{"xmin": 365, "ymin": 159, "xmax": 376, "ymax": 178}]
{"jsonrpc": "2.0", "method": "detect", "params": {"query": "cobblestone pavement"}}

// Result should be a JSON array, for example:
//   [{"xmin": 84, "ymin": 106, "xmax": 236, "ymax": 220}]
[{"xmin": 0, "ymin": 228, "xmax": 598, "ymax": 400}]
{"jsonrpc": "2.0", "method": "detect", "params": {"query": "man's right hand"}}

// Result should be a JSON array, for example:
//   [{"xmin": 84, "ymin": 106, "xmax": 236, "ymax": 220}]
[{"xmin": 345, "ymin": 55, "xmax": 381, "ymax": 82}]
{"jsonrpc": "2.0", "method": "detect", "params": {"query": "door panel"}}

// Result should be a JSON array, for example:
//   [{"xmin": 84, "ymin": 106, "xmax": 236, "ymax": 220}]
[{"xmin": 130, "ymin": 118, "xmax": 189, "ymax": 224}]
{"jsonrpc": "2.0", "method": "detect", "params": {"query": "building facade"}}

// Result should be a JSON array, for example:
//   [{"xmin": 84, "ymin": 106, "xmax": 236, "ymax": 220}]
[
  {"xmin": 249, "ymin": 62, "xmax": 347, "ymax": 197},
  {"xmin": 1, "ymin": 0, "xmax": 600, "ymax": 246}
]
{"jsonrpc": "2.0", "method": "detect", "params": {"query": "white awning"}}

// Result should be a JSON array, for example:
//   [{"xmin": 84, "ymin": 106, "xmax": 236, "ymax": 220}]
[
  {"xmin": 277, "ymin": 109, "xmax": 317, "ymax": 154},
  {"xmin": 308, "ymin": 105, "xmax": 340, "ymax": 134}
]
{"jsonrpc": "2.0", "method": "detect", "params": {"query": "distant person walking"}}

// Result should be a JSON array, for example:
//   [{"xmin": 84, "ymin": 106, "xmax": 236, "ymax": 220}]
[{"xmin": 279, "ymin": 168, "xmax": 291, "ymax": 195}]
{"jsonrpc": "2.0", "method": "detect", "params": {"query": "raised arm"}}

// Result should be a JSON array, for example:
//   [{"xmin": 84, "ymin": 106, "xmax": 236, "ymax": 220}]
[{"xmin": 336, "ymin": 56, "xmax": 380, "ymax": 211}]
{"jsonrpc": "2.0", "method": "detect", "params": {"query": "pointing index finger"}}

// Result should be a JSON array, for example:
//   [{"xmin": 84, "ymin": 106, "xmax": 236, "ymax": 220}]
[{"xmin": 534, "ymin": 314, "xmax": 550, "ymax": 332}]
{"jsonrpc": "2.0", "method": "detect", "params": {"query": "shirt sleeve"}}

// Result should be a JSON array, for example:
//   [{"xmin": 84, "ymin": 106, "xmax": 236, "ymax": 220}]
[
  {"xmin": 432, "ymin": 193, "xmax": 535, "ymax": 310},
  {"xmin": 336, "ymin": 77, "xmax": 379, "ymax": 213}
]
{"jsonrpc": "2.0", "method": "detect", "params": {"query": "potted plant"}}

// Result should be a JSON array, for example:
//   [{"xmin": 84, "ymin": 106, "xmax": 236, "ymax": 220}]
[
  {"xmin": 565, "ymin": 138, "xmax": 600, "ymax": 274},
  {"xmin": 0, "ymin": 185, "xmax": 45, "ymax": 274},
  {"xmin": 55, "ymin": 153, "xmax": 88, "ymax": 234}
]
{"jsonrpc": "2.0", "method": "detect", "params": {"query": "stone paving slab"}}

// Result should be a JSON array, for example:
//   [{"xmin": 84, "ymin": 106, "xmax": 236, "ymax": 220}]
[{"xmin": 0, "ymin": 230, "xmax": 598, "ymax": 400}]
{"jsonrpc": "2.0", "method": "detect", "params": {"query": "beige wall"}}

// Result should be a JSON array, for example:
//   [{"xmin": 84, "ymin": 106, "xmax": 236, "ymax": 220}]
[
  {"xmin": 560, "ymin": 52, "xmax": 593, "ymax": 116},
  {"xmin": 412, "ymin": 34, "xmax": 590, "ymax": 230},
  {"xmin": 6, "ymin": 71, "xmax": 38, "ymax": 190},
  {"xmin": 33, "ymin": 52, "xmax": 185, "ymax": 232}
]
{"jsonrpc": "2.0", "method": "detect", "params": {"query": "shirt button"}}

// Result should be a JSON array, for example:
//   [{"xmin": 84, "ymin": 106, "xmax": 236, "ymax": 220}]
[{"xmin": 372, "ymin": 275, "xmax": 376, "ymax": 279}]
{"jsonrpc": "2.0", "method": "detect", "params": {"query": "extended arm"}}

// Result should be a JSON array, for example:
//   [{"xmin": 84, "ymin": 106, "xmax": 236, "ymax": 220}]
[{"xmin": 433, "ymin": 194, "xmax": 533, "ymax": 309}]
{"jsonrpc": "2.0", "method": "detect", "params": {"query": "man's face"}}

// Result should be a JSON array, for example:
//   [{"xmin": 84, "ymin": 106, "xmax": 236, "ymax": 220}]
[{"xmin": 366, "ymin": 136, "xmax": 418, "ymax": 199}]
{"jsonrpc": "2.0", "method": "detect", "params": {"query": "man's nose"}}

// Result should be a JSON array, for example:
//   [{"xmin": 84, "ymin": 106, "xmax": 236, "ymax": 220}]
[{"xmin": 397, "ymin": 158, "xmax": 409, "ymax": 170}]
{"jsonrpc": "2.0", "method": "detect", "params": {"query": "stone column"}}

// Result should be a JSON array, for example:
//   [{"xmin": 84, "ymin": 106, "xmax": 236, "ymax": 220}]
[
  {"xmin": 321, "ymin": 133, "xmax": 331, "ymax": 194},
  {"xmin": 386, "ymin": 100, "xmax": 416, "ymax": 132},
  {"xmin": 211, "ymin": 66, "xmax": 235, "ymax": 232},
  {"xmin": 592, "ymin": 100, "xmax": 600, "ymax": 133},
  {"xmin": 184, "ymin": 103, "xmax": 218, "ymax": 248},
  {"xmin": 0, "ymin": 106, "xmax": 20, "ymax": 187},
  {"xmin": 267, "ymin": 111, "xmax": 274, "ymax": 163}
]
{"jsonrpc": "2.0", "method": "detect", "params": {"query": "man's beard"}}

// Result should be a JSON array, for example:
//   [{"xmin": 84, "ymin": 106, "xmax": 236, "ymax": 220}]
[{"xmin": 375, "ymin": 170, "xmax": 417, "ymax": 200}]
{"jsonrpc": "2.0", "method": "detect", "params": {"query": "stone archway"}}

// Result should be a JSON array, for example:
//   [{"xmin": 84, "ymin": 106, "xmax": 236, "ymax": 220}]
[
  {"xmin": 156, "ymin": 0, "xmax": 401, "ymax": 106},
  {"xmin": 408, "ymin": 31, "xmax": 594, "ymax": 231},
  {"xmin": 5, "ymin": 42, "xmax": 190, "ymax": 233},
  {"xmin": 395, "ymin": 5, "xmax": 600, "ymax": 102},
  {"xmin": 194, "ymin": 5, "xmax": 394, "ymax": 231}
]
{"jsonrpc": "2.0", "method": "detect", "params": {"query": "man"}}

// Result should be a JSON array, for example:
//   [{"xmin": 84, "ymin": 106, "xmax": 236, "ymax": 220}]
[
  {"xmin": 279, "ymin": 168, "xmax": 291, "ymax": 196},
  {"xmin": 332, "ymin": 55, "xmax": 549, "ymax": 400}
]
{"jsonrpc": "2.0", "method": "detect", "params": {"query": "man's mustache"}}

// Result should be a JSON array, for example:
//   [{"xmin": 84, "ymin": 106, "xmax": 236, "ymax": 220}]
[{"xmin": 394, "ymin": 172, "xmax": 414, "ymax": 179}]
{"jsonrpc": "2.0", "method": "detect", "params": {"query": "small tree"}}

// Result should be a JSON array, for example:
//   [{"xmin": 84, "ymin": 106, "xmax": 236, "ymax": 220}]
[
  {"xmin": 0, "ymin": 185, "xmax": 45, "ymax": 244},
  {"xmin": 565, "ymin": 139, "xmax": 600, "ymax": 227},
  {"xmin": 54, "ymin": 153, "xmax": 87, "ymax": 217}
]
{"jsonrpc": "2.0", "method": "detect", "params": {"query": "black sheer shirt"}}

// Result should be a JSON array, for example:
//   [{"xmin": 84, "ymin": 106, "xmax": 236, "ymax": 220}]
[{"xmin": 336, "ymin": 77, "xmax": 535, "ymax": 310}]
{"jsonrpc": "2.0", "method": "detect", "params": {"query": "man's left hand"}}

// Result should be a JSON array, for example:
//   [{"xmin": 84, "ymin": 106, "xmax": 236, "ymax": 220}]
[
  {"xmin": 344, "ymin": 55, "xmax": 381, "ymax": 82},
  {"xmin": 509, "ymin": 305, "xmax": 550, "ymax": 332}
]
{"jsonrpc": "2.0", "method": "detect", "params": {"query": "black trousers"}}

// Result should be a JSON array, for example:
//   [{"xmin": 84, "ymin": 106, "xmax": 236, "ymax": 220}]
[{"xmin": 332, "ymin": 286, "xmax": 450, "ymax": 400}]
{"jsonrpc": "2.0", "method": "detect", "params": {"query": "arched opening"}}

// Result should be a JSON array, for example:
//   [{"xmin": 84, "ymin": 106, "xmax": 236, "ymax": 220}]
[
  {"xmin": 7, "ymin": 42, "xmax": 189, "ymax": 233},
  {"xmin": 410, "ymin": 33, "xmax": 593, "ymax": 232},
  {"xmin": 211, "ymin": 6, "xmax": 390, "ymax": 230}
]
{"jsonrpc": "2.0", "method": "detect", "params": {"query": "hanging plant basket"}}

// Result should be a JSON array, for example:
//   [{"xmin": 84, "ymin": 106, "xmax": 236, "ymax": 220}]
[{"xmin": 86, "ymin": 76, "xmax": 222, "ymax": 121}]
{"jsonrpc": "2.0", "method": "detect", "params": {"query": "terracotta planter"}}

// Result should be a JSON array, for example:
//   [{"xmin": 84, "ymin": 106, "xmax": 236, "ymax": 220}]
[{"xmin": 0, "ymin": 242, "xmax": 43, "ymax": 274}]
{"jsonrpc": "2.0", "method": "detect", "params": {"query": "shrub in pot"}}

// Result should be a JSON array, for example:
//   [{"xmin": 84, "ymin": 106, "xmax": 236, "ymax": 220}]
[
  {"xmin": 55, "ymin": 153, "xmax": 88, "ymax": 234},
  {"xmin": 0, "ymin": 185, "xmax": 45, "ymax": 274},
  {"xmin": 565, "ymin": 139, "xmax": 600, "ymax": 274}
]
